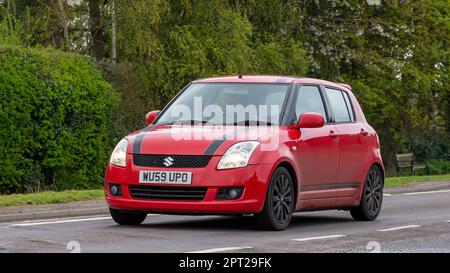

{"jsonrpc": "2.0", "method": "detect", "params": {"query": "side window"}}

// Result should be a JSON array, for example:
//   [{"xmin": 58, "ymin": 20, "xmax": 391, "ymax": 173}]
[
  {"xmin": 342, "ymin": 91, "xmax": 355, "ymax": 122},
  {"xmin": 325, "ymin": 88, "xmax": 351, "ymax": 123},
  {"xmin": 295, "ymin": 86, "xmax": 327, "ymax": 120}
]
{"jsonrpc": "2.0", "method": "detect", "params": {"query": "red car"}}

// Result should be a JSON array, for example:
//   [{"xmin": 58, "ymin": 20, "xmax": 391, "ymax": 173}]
[{"xmin": 105, "ymin": 75, "xmax": 384, "ymax": 230}]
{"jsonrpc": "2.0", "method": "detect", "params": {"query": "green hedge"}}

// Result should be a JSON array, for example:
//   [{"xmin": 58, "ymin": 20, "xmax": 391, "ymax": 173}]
[
  {"xmin": 424, "ymin": 160, "xmax": 450, "ymax": 175},
  {"xmin": 403, "ymin": 132, "xmax": 450, "ymax": 163},
  {"xmin": 0, "ymin": 44, "xmax": 119, "ymax": 194}
]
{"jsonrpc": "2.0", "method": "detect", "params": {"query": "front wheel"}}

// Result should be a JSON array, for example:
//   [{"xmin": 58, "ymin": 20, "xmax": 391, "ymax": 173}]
[
  {"xmin": 350, "ymin": 165, "xmax": 383, "ymax": 221},
  {"xmin": 110, "ymin": 208, "xmax": 147, "ymax": 225},
  {"xmin": 256, "ymin": 167, "xmax": 295, "ymax": 231}
]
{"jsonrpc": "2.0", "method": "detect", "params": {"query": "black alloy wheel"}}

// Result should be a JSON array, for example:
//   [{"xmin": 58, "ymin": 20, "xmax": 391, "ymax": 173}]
[
  {"xmin": 256, "ymin": 167, "xmax": 295, "ymax": 231},
  {"xmin": 350, "ymin": 165, "xmax": 383, "ymax": 221},
  {"xmin": 273, "ymin": 173, "xmax": 294, "ymax": 224}
]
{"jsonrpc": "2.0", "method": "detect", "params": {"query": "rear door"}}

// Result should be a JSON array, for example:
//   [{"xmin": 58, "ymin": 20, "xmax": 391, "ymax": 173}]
[
  {"xmin": 293, "ymin": 85, "xmax": 340, "ymax": 198},
  {"xmin": 323, "ymin": 87, "xmax": 370, "ymax": 188}
]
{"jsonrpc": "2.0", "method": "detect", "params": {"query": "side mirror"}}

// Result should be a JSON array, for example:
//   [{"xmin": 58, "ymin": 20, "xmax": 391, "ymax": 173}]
[
  {"xmin": 298, "ymin": 112, "xmax": 325, "ymax": 128},
  {"xmin": 145, "ymin": 110, "xmax": 160, "ymax": 125}
]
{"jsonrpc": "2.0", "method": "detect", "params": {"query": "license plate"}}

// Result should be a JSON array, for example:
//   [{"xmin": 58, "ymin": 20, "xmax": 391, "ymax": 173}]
[{"xmin": 139, "ymin": 171, "xmax": 192, "ymax": 184}]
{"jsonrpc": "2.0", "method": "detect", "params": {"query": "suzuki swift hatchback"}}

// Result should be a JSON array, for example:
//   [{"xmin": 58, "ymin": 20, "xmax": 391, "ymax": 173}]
[{"xmin": 105, "ymin": 75, "xmax": 384, "ymax": 230}]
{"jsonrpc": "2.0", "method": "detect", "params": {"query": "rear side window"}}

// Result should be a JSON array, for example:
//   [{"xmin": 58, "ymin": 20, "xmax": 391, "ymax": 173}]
[
  {"xmin": 295, "ymin": 86, "xmax": 327, "ymax": 120},
  {"xmin": 342, "ymin": 91, "xmax": 355, "ymax": 121},
  {"xmin": 325, "ymin": 88, "xmax": 353, "ymax": 123}
]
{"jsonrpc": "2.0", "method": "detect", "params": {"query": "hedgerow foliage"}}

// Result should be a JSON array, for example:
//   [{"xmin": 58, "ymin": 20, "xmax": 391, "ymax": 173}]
[{"xmin": 0, "ymin": 44, "xmax": 119, "ymax": 193}]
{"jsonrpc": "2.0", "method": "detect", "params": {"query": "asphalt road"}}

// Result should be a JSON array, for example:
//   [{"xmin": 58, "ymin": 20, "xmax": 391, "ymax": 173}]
[{"xmin": 1, "ymin": 189, "xmax": 449, "ymax": 253}]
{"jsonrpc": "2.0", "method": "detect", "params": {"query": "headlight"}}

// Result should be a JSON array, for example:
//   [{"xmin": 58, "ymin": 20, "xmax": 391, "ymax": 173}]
[
  {"xmin": 110, "ymin": 138, "xmax": 128, "ymax": 167},
  {"xmin": 217, "ymin": 141, "xmax": 259, "ymax": 170}
]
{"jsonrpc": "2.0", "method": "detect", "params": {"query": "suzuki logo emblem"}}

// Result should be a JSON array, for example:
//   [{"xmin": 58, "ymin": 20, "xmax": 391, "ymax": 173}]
[{"xmin": 163, "ymin": 157, "xmax": 174, "ymax": 167}]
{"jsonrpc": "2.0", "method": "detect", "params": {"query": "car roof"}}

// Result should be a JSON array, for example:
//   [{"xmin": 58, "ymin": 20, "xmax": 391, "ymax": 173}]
[{"xmin": 192, "ymin": 75, "xmax": 352, "ymax": 92}]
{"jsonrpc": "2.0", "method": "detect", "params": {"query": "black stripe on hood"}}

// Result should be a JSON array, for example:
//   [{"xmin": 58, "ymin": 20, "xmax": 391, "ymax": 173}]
[
  {"xmin": 132, "ymin": 125, "xmax": 157, "ymax": 154},
  {"xmin": 203, "ymin": 127, "xmax": 249, "ymax": 155}
]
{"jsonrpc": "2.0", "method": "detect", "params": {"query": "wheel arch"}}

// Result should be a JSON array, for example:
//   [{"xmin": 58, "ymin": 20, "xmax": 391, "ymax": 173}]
[
  {"xmin": 358, "ymin": 161, "xmax": 385, "ymax": 199},
  {"xmin": 273, "ymin": 160, "xmax": 299, "ymax": 209},
  {"xmin": 372, "ymin": 162, "xmax": 385, "ymax": 184},
  {"xmin": 360, "ymin": 160, "xmax": 385, "ymax": 185}
]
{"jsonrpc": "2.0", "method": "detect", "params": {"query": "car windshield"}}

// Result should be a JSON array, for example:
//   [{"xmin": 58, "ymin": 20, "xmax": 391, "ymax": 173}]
[{"xmin": 156, "ymin": 83, "xmax": 289, "ymax": 126}]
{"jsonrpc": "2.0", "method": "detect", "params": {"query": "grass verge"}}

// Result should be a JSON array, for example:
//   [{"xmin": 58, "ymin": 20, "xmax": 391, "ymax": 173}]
[
  {"xmin": 385, "ymin": 174, "xmax": 450, "ymax": 187},
  {"xmin": 0, "ymin": 189, "xmax": 104, "ymax": 207}
]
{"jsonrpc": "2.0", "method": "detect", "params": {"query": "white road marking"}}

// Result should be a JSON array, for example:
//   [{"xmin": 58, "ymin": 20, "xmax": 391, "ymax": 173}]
[
  {"xmin": 292, "ymin": 234, "xmax": 346, "ymax": 242},
  {"xmin": 446, "ymin": 220, "xmax": 450, "ymax": 223},
  {"xmin": 383, "ymin": 193, "xmax": 392, "ymax": 196},
  {"xmin": 9, "ymin": 216, "xmax": 112, "ymax": 227},
  {"xmin": 377, "ymin": 225, "xmax": 421, "ymax": 232},
  {"xmin": 186, "ymin": 246, "xmax": 253, "ymax": 253},
  {"xmin": 402, "ymin": 189, "xmax": 450, "ymax": 196}
]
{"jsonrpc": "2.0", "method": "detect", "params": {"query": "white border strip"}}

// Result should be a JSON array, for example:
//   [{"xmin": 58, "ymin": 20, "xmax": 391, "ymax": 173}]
[
  {"xmin": 402, "ymin": 189, "xmax": 450, "ymax": 195},
  {"xmin": 292, "ymin": 234, "xmax": 346, "ymax": 242},
  {"xmin": 186, "ymin": 246, "xmax": 253, "ymax": 253},
  {"xmin": 9, "ymin": 216, "xmax": 112, "ymax": 227},
  {"xmin": 377, "ymin": 225, "xmax": 421, "ymax": 232}
]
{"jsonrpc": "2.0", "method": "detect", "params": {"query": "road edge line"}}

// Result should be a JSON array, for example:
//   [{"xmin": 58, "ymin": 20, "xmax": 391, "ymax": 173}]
[
  {"xmin": 377, "ymin": 225, "xmax": 421, "ymax": 232},
  {"xmin": 186, "ymin": 246, "xmax": 254, "ymax": 253},
  {"xmin": 292, "ymin": 234, "xmax": 347, "ymax": 242}
]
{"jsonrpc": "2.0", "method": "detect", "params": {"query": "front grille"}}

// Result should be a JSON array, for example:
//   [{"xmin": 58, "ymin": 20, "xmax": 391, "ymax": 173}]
[
  {"xmin": 133, "ymin": 154, "xmax": 212, "ymax": 168},
  {"xmin": 129, "ymin": 185, "xmax": 207, "ymax": 201}
]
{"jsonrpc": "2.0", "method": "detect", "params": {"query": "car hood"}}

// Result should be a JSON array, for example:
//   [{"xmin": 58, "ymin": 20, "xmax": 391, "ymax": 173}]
[{"xmin": 126, "ymin": 125, "xmax": 276, "ymax": 156}]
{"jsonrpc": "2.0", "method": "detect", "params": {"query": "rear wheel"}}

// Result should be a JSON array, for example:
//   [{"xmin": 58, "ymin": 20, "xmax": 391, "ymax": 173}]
[
  {"xmin": 256, "ymin": 167, "xmax": 295, "ymax": 231},
  {"xmin": 350, "ymin": 165, "xmax": 383, "ymax": 221},
  {"xmin": 110, "ymin": 208, "xmax": 147, "ymax": 225}
]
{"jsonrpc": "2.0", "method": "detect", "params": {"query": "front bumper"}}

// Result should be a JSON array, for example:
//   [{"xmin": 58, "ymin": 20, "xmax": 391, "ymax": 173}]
[{"xmin": 105, "ymin": 155, "xmax": 272, "ymax": 214}]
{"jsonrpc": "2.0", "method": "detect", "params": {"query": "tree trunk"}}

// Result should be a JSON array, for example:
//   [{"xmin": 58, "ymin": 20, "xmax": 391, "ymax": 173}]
[
  {"xmin": 57, "ymin": 0, "xmax": 70, "ymax": 50},
  {"xmin": 6, "ymin": 0, "xmax": 12, "ymax": 11},
  {"xmin": 111, "ymin": 0, "xmax": 117, "ymax": 65},
  {"xmin": 89, "ymin": 0, "xmax": 105, "ymax": 62}
]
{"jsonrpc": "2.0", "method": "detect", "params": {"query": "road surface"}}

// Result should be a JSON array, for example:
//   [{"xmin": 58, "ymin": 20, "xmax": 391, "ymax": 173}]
[{"xmin": 1, "ymin": 189, "xmax": 449, "ymax": 253}]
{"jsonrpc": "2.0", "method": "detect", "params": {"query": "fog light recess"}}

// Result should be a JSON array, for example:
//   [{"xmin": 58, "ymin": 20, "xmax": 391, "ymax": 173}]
[
  {"xmin": 109, "ymin": 183, "xmax": 122, "ymax": 196},
  {"xmin": 216, "ymin": 187, "xmax": 243, "ymax": 200}
]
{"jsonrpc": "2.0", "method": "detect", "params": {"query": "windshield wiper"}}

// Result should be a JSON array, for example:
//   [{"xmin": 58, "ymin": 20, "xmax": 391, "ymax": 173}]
[
  {"xmin": 231, "ymin": 120, "xmax": 273, "ymax": 126},
  {"xmin": 169, "ymin": 119, "xmax": 210, "ymax": 125}
]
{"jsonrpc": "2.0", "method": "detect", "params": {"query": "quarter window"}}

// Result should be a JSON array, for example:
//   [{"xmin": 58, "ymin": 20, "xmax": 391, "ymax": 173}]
[
  {"xmin": 295, "ymin": 86, "xmax": 327, "ymax": 121},
  {"xmin": 342, "ymin": 91, "xmax": 355, "ymax": 122},
  {"xmin": 325, "ymin": 88, "xmax": 352, "ymax": 123}
]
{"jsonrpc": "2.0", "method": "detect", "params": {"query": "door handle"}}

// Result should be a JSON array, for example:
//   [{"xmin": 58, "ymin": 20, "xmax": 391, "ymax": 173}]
[
  {"xmin": 360, "ymin": 129, "xmax": 369, "ymax": 136},
  {"xmin": 329, "ymin": 131, "xmax": 339, "ymax": 138}
]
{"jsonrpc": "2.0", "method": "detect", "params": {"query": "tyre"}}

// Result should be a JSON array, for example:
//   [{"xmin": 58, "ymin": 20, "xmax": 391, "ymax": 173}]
[
  {"xmin": 256, "ymin": 167, "xmax": 295, "ymax": 231},
  {"xmin": 110, "ymin": 208, "xmax": 147, "ymax": 225},
  {"xmin": 350, "ymin": 165, "xmax": 383, "ymax": 221}
]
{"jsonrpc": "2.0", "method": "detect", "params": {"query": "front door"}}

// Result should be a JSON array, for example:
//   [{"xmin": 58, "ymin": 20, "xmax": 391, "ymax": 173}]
[{"xmin": 292, "ymin": 85, "xmax": 340, "ymax": 199}]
